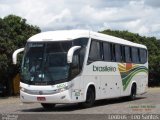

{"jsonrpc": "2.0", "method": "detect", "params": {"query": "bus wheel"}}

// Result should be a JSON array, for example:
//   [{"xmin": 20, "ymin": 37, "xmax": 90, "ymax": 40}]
[
  {"xmin": 80, "ymin": 87, "xmax": 95, "ymax": 108},
  {"xmin": 129, "ymin": 84, "xmax": 137, "ymax": 100},
  {"xmin": 41, "ymin": 103, "xmax": 55, "ymax": 110}
]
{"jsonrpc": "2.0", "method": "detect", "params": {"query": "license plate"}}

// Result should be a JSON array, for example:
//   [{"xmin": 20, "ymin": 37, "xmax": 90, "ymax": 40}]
[{"xmin": 37, "ymin": 97, "xmax": 46, "ymax": 101}]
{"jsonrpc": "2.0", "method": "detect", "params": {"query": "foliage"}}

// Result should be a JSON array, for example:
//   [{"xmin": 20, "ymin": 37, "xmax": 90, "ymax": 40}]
[
  {"xmin": 0, "ymin": 15, "xmax": 40, "ymax": 95},
  {"xmin": 100, "ymin": 29, "xmax": 160, "ymax": 86}
]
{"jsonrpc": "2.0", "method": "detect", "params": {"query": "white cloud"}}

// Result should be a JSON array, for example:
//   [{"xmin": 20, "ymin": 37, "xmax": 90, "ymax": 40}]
[
  {"xmin": 0, "ymin": 0, "xmax": 160, "ymax": 38},
  {"xmin": 145, "ymin": 0, "xmax": 160, "ymax": 8}
]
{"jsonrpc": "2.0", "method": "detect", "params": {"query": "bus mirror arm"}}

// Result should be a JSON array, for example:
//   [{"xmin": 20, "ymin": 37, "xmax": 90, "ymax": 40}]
[
  {"xmin": 12, "ymin": 48, "xmax": 24, "ymax": 65},
  {"xmin": 67, "ymin": 46, "xmax": 81, "ymax": 63}
]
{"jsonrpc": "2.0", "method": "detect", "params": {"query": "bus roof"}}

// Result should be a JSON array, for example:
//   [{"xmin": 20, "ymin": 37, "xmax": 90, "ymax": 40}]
[{"xmin": 28, "ymin": 30, "xmax": 147, "ymax": 49}]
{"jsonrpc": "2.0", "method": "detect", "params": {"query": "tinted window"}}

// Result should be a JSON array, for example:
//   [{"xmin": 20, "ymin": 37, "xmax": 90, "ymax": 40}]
[
  {"xmin": 111, "ymin": 44, "xmax": 116, "ymax": 61},
  {"xmin": 79, "ymin": 47, "xmax": 86, "ymax": 69},
  {"xmin": 73, "ymin": 38, "xmax": 88, "ymax": 69},
  {"xmin": 103, "ymin": 42, "xmax": 111, "ymax": 61},
  {"xmin": 71, "ymin": 54, "xmax": 80, "ymax": 79},
  {"xmin": 121, "ymin": 46, "xmax": 125, "ymax": 62},
  {"xmin": 89, "ymin": 40, "xmax": 102, "ymax": 61},
  {"xmin": 115, "ymin": 44, "xmax": 121, "ymax": 62},
  {"xmin": 125, "ymin": 46, "xmax": 132, "ymax": 62},
  {"xmin": 73, "ymin": 38, "xmax": 89, "ymax": 47},
  {"xmin": 140, "ymin": 49, "xmax": 147, "ymax": 63},
  {"xmin": 132, "ymin": 47, "xmax": 139, "ymax": 63},
  {"xmin": 46, "ymin": 42, "xmax": 72, "ymax": 52}
]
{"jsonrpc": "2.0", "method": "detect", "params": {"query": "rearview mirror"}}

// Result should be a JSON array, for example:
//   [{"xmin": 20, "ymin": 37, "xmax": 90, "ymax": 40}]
[
  {"xmin": 12, "ymin": 48, "xmax": 24, "ymax": 64},
  {"xmin": 67, "ymin": 46, "xmax": 81, "ymax": 63}
]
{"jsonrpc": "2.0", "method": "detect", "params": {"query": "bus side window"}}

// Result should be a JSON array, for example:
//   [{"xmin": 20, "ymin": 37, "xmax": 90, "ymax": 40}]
[
  {"xmin": 138, "ymin": 48, "xmax": 141, "ymax": 63},
  {"xmin": 121, "ymin": 46, "xmax": 125, "ymax": 62},
  {"xmin": 103, "ymin": 42, "xmax": 112, "ymax": 61},
  {"xmin": 140, "ymin": 49, "xmax": 147, "ymax": 64},
  {"xmin": 132, "ymin": 47, "xmax": 139, "ymax": 63},
  {"xmin": 125, "ymin": 46, "xmax": 132, "ymax": 63},
  {"xmin": 115, "ymin": 44, "xmax": 121, "ymax": 62},
  {"xmin": 111, "ymin": 44, "xmax": 116, "ymax": 62},
  {"xmin": 88, "ymin": 40, "xmax": 102, "ymax": 63},
  {"xmin": 129, "ymin": 47, "xmax": 132, "ymax": 62}
]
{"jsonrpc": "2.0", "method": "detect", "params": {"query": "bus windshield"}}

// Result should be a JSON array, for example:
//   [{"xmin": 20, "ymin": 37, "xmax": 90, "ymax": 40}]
[{"xmin": 21, "ymin": 42, "xmax": 72, "ymax": 85}]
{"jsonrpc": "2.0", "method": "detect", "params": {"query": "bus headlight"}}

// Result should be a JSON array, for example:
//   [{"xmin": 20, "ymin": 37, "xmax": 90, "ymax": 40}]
[
  {"xmin": 57, "ymin": 83, "xmax": 74, "ymax": 93},
  {"xmin": 20, "ymin": 87, "xmax": 27, "ymax": 92}
]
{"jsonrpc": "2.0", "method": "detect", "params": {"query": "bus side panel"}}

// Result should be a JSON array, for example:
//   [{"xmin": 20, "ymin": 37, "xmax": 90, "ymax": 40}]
[
  {"xmin": 82, "ymin": 75, "xmax": 101, "ymax": 100},
  {"xmin": 121, "ymin": 73, "xmax": 147, "ymax": 96},
  {"xmin": 82, "ymin": 62, "xmax": 122, "ymax": 100},
  {"xmin": 100, "ymin": 75, "xmax": 121, "ymax": 99},
  {"xmin": 136, "ymin": 72, "xmax": 148, "ymax": 94},
  {"xmin": 119, "ymin": 64, "xmax": 148, "ymax": 96},
  {"xmin": 135, "ymin": 73, "xmax": 145, "ymax": 94}
]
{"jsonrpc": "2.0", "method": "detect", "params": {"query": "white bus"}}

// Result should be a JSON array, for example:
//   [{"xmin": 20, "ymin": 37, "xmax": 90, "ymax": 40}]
[{"xmin": 13, "ymin": 30, "xmax": 148, "ymax": 109}]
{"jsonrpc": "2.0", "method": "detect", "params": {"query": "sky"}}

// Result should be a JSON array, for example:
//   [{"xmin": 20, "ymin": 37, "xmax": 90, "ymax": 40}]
[{"xmin": 0, "ymin": 0, "xmax": 160, "ymax": 38}]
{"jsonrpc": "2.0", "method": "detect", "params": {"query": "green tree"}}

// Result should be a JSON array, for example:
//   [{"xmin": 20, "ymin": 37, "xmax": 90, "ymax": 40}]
[{"xmin": 0, "ymin": 15, "xmax": 41, "ymax": 95}]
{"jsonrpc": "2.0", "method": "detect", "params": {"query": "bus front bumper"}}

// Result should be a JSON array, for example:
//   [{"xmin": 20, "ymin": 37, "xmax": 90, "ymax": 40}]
[{"xmin": 20, "ymin": 90, "xmax": 75, "ymax": 104}]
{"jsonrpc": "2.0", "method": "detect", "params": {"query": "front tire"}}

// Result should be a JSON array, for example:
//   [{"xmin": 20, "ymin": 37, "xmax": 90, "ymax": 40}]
[
  {"xmin": 80, "ymin": 87, "xmax": 95, "ymax": 108},
  {"xmin": 41, "ymin": 103, "xmax": 55, "ymax": 110}
]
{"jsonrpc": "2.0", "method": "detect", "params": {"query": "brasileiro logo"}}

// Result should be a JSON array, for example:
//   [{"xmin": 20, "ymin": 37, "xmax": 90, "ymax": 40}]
[{"xmin": 93, "ymin": 65, "xmax": 116, "ymax": 72}]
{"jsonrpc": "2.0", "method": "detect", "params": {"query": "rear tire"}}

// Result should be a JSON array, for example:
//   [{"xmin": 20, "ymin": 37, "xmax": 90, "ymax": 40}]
[
  {"xmin": 80, "ymin": 87, "xmax": 95, "ymax": 108},
  {"xmin": 41, "ymin": 103, "xmax": 55, "ymax": 110},
  {"xmin": 129, "ymin": 84, "xmax": 137, "ymax": 100}
]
